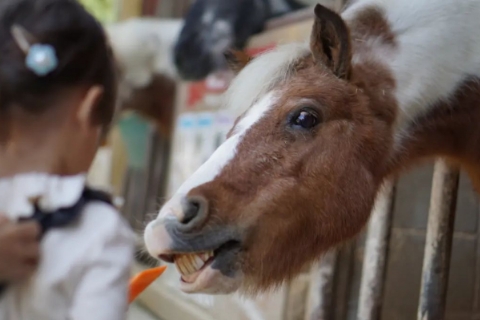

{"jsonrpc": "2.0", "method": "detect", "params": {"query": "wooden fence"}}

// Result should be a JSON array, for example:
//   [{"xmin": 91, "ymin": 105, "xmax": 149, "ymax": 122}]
[{"xmin": 346, "ymin": 160, "xmax": 460, "ymax": 320}]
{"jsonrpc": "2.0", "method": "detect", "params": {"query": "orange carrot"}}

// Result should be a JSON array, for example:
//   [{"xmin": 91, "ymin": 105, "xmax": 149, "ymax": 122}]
[{"xmin": 128, "ymin": 266, "xmax": 167, "ymax": 303}]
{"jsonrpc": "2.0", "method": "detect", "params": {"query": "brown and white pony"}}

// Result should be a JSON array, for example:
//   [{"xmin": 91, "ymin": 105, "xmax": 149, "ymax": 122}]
[{"xmin": 145, "ymin": 0, "xmax": 480, "ymax": 295}]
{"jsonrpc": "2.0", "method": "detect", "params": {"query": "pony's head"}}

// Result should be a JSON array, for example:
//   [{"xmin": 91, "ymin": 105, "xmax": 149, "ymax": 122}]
[{"xmin": 146, "ymin": 5, "xmax": 395, "ymax": 294}]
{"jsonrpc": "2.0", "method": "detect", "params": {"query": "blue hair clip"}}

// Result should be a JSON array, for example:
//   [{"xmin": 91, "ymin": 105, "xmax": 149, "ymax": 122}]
[
  {"xmin": 11, "ymin": 25, "xmax": 58, "ymax": 77},
  {"xmin": 25, "ymin": 44, "xmax": 58, "ymax": 76}
]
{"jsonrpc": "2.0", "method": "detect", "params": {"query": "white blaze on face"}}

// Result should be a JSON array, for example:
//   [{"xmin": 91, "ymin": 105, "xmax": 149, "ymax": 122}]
[
  {"xmin": 158, "ymin": 91, "xmax": 278, "ymax": 220},
  {"xmin": 176, "ymin": 134, "xmax": 241, "ymax": 196},
  {"xmin": 233, "ymin": 91, "xmax": 277, "ymax": 135},
  {"xmin": 179, "ymin": 91, "xmax": 277, "ymax": 195}
]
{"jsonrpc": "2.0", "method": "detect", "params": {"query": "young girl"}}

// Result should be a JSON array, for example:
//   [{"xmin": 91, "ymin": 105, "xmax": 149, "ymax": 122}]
[{"xmin": 0, "ymin": 0, "xmax": 135, "ymax": 319}]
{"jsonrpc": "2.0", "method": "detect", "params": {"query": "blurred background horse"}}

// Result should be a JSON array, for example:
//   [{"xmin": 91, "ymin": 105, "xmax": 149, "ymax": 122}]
[
  {"xmin": 173, "ymin": 0, "xmax": 312, "ymax": 81},
  {"xmin": 104, "ymin": 0, "xmax": 318, "ymax": 131},
  {"xmin": 106, "ymin": 18, "xmax": 182, "ymax": 136}
]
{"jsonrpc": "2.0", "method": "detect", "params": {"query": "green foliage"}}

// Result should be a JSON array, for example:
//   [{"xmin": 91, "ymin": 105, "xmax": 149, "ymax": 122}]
[{"xmin": 78, "ymin": 0, "xmax": 115, "ymax": 23}]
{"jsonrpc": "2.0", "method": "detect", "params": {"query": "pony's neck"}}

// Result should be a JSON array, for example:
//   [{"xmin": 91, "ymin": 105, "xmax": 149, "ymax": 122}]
[
  {"xmin": 344, "ymin": 0, "xmax": 480, "ymax": 131},
  {"xmin": 344, "ymin": 0, "xmax": 480, "ymax": 178}
]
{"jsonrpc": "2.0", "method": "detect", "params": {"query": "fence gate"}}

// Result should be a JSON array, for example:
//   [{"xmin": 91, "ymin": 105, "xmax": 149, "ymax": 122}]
[{"xmin": 306, "ymin": 159, "xmax": 466, "ymax": 320}]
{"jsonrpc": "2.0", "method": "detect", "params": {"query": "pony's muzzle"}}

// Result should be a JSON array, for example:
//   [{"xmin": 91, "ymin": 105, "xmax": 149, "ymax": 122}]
[{"xmin": 144, "ymin": 195, "xmax": 209, "ymax": 259}]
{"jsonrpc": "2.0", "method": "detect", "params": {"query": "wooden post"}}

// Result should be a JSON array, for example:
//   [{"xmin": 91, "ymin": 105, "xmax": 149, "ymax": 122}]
[
  {"xmin": 284, "ymin": 273, "xmax": 310, "ymax": 320},
  {"xmin": 308, "ymin": 250, "xmax": 338, "ymax": 320},
  {"xmin": 357, "ymin": 180, "xmax": 396, "ymax": 320},
  {"xmin": 417, "ymin": 160, "xmax": 459, "ymax": 320}
]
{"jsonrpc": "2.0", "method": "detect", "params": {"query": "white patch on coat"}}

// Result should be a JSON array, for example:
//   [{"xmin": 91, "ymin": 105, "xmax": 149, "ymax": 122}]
[{"xmin": 343, "ymin": 0, "xmax": 480, "ymax": 128}]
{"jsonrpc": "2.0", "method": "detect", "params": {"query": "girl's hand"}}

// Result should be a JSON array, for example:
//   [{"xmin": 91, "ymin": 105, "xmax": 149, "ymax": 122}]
[{"xmin": 0, "ymin": 216, "xmax": 40, "ymax": 282}]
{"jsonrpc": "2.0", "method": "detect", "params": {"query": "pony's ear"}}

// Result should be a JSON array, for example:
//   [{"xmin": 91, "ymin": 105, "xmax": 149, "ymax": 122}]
[
  {"xmin": 310, "ymin": 4, "xmax": 352, "ymax": 79},
  {"xmin": 223, "ymin": 49, "xmax": 253, "ymax": 74}
]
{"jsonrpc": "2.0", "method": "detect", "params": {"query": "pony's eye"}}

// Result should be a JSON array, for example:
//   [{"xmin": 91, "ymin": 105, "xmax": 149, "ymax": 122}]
[{"xmin": 292, "ymin": 110, "xmax": 319, "ymax": 129}]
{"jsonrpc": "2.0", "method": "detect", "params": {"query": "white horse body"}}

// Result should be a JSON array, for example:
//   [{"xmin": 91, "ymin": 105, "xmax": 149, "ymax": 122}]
[
  {"xmin": 105, "ymin": 18, "xmax": 183, "ymax": 91},
  {"xmin": 344, "ymin": 0, "xmax": 480, "ymax": 130}
]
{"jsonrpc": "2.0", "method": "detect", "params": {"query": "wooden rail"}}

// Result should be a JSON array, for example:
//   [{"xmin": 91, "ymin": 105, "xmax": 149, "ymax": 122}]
[
  {"xmin": 310, "ymin": 250, "xmax": 338, "ymax": 320},
  {"xmin": 357, "ymin": 181, "xmax": 396, "ymax": 320},
  {"xmin": 350, "ymin": 160, "xmax": 460, "ymax": 320},
  {"xmin": 417, "ymin": 160, "xmax": 459, "ymax": 320}
]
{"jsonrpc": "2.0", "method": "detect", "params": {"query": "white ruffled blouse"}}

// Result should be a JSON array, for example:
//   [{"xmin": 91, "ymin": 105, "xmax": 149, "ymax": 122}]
[{"xmin": 0, "ymin": 173, "xmax": 135, "ymax": 320}]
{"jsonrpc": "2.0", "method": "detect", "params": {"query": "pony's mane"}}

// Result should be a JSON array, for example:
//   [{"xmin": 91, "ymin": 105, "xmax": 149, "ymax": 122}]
[{"xmin": 224, "ymin": 43, "xmax": 310, "ymax": 116}]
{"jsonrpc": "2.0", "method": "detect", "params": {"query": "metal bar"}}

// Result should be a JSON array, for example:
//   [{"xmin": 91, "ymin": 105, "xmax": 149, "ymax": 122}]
[
  {"xmin": 357, "ymin": 180, "xmax": 396, "ymax": 320},
  {"xmin": 332, "ymin": 244, "xmax": 356, "ymax": 320},
  {"xmin": 309, "ymin": 250, "xmax": 338, "ymax": 320},
  {"xmin": 474, "ymin": 186, "xmax": 480, "ymax": 316},
  {"xmin": 417, "ymin": 160, "xmax": 460, "ymax": 320}
]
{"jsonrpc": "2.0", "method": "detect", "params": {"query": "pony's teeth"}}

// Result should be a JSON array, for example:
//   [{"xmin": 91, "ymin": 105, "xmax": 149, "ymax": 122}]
[
  {"xmin": 200, "ymin": 252, "xmax": 211, "ymax": 262},
  {"xmin": 175, "ymin": 256, "xmax": 189, "ymax": 276},
  {"xmin": 193, "ymin": 255, "xmax": 204, "ymax": 270},
  {"xmin": 183, "ymin": 255, "xmax": 196, "ymax": 274},
  {"xmin": 187, "ymin": 255, "xmax": 198, "ymax": 273},
  {"xmin": 174, "ymin": 252, "xmax": 214, "ymax": 277}
]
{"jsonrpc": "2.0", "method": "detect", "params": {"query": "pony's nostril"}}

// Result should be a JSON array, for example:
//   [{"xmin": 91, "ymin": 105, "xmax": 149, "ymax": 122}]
[
  {"xmin": 183, "ymin": 200, "xmax": 200, "ymax": 224},
  {"xmin": 181, "ymin": 196, "xmax": 207, "ymax": 225}
]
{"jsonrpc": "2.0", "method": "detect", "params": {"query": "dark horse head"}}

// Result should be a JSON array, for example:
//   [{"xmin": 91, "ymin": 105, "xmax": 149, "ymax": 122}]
[{"xmin": 174, "ymin": 0, "xmax": 306, "ymax": 81}]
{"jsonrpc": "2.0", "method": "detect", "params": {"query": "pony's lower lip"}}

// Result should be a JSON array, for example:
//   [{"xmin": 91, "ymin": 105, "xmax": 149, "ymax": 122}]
[
  {"xmin": 179, "ymin": 263, "xmax": 220, "ymax": 293},
  {"xmin": 171, "ymin": 240, "xmax": 242, "ymax": 292}
]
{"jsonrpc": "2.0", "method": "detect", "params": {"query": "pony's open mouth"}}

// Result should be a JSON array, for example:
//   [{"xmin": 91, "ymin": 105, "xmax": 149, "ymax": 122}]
[
  {"xmin": 159, "ymin": 240, "xmax": 240, "ymax": 290},
  {"xmin": 176, "ymin": 251, "xmax": 214, "ymax": 283}
]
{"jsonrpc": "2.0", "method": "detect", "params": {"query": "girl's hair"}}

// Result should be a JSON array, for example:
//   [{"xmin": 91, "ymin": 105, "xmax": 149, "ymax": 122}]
[{"xmin": 0, "ymin": 0, "xmax": 117, "ymax": 128}]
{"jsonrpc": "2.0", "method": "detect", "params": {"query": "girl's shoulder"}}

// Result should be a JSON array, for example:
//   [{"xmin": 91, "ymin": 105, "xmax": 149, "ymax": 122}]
[{"xmin": 79, "ymin": 192, "xmax": 136, "ymax": 247}]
